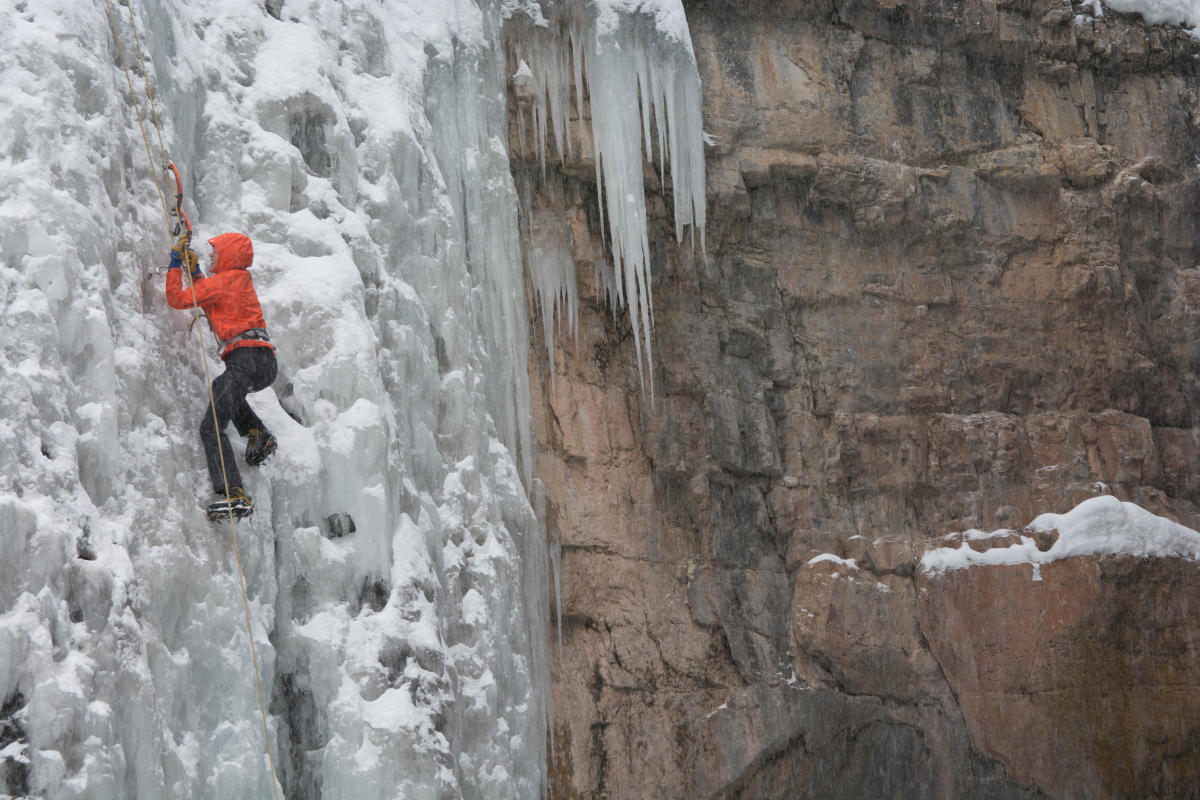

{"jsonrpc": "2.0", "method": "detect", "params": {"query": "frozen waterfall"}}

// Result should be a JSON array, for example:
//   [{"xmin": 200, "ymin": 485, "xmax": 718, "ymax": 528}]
[{"xmin": 0, "ymin": 0, "xmax": 705, "ymax": 798}]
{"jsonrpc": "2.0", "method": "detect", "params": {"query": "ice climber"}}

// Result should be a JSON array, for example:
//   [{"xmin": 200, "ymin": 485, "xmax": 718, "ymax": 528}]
[{"xmin": 166, "ymin": 231, "xmax": 278, "ymax": 521}]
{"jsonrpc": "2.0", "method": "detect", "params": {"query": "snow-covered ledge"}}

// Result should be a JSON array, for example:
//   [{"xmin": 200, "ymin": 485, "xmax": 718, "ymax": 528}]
[{"xmin": 920, "ymin": 495, "xmax": 1200, "ymax": 576}]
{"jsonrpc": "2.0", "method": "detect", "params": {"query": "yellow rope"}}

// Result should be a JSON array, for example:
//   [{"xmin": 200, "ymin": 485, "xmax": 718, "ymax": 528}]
[
  {"xmin": 103, "ymin": 3, "xmax": 281, "ymax": 796},
  {"xmin": 122, "ymin": 1, "xmax": 170, "ymax": 167}
]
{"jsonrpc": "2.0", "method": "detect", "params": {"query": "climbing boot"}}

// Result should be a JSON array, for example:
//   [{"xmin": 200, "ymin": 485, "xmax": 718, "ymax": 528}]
[
  {"xmin": 245, "ymin": 428, "xmax": 277, "ymax": 467},
  {"xmin": 206, "ymin": 487, "xmax": 253, "ymax": 522}
]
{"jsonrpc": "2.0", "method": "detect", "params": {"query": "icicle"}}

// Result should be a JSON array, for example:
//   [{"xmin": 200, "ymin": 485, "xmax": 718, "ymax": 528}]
[
  {"xmin": 570, "ymin": 25, "xmax": 586, "ymax": 146},
  {"xmin": 508, "ymin": 0, "xmax": 707, "ymax": 394},
  {"xmin": 552, "ymin": 34, "xmax": 572, "ymax": 162},
  {"xmin": 528, "ymin": 200, "xmax": 579, "ymax": 391}
]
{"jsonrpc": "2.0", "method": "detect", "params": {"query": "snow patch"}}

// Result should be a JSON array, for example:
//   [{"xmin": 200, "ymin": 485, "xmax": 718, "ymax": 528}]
[
  {"xmin": 921, "ymin": 496, "xmax": 1200, "ymax": 574},
  {"xmin": 806, "ymin": 553, "xmax": 859, "ymax": 570},
  {"xmin": 1103, "ymin": 0, "xmax": 1200, "ymax": 30}
]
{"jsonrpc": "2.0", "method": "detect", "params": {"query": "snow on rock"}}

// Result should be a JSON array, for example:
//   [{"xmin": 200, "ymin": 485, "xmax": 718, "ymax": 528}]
[
  {"xmin": 806, "ymin": 553, "xmax": 859, "ymax": 570},
  {"xmin": 1082, "ymin": 0, "xmax": 1200, "ymax": 32},
  {"xmin": 592, "ymin": 0, "xmax": 694, "ymax": 48},
  {"xmin": 921, "ymin": 495, "xmax": 1200, "ymax": 575}
]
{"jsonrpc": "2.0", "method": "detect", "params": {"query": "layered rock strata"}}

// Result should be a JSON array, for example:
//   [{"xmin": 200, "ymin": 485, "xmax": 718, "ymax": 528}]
[{"xmin": 517, "ymin": 1, "xmax": 1200, "ymax": 797}]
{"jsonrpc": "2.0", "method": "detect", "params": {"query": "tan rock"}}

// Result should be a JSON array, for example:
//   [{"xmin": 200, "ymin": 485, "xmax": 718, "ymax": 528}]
[
  {"xmin": 972, "ymin": 145, "xmax": 1062, "ymax": 193},
  {"xmin": 791, "ymin": 558, "xmax": 941, "ymax": 703},
  {"xmin": 919, "ymin": 556, "xmax": 1200, "ymax": 798},
  {"xmin": 1053, "ymin": 138, "xmax": 1120, "ymax": 188}
]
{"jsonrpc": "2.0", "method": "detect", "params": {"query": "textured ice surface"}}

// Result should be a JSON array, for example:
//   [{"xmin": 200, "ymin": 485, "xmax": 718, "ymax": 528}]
[
  {"xmin": 2, "ymin": 0, "xmax": 705, "ymax": 795},
  {"xmin": 0, "ymin": 0, "xmax": 557, "ymax": 797}
]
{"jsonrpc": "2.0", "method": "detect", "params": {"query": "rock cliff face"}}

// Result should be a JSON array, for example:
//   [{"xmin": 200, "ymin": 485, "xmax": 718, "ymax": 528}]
[
  {"xmin": 919, "ymin": 554, "xmax": 1200, "ymax": 798},
  {"xmin": 516, "ymin": 1, "xmax": 1200, "ymax": 797}
]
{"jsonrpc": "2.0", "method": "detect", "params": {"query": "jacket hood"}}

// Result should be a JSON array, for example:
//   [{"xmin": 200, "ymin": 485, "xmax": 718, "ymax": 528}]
[{"xmin": 208, "ymin": 232, "xmax": 254, "ymax": 273}]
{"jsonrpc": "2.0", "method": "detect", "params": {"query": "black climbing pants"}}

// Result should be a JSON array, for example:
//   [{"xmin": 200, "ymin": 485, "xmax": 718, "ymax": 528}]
[{"xmin": 200, "ymin": 346, "xmax": 277, "ymax": 494}]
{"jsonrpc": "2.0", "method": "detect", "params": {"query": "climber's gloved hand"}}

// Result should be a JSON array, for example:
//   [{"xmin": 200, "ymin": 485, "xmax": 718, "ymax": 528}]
[
  {"xmin": 168, "ymin": 233, "xmax": 202, "ymax": 280},
  {"xmin": 169, "ymin": 232, "xmax": 189, "ymax": 270},
  {"xmin": 182, "ymin": 248, "xmax": 202, "ymax": 281},
  {"xmin": 167, "ymin": 248, "xmax": 201, "ymax": 279}
]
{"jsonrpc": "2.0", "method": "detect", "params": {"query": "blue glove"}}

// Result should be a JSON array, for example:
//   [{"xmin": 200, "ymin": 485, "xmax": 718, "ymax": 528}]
[
  {"xmin": 169, "ymin": 232, "xmax": 191, "ymax": 272},
  {"xmin": 168, "ymin": 248, "xmax": 203, "ymax": 280}
]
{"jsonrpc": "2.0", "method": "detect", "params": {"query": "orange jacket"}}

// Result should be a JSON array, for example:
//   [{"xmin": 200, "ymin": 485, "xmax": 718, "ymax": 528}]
[{"xmin": 166, "ymin": 232, "xmax": 274, "ymax": 359}]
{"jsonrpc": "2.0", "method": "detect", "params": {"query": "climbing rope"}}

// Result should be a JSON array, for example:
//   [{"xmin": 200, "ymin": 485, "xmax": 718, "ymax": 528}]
[
  {"xmin": 101, "ymin": 0, "xmax": 170, "ymax": 232},
  {"xmin": 121, "ymin": 2, "xmax": 170, "ymax": 168},
  {"xmin": 102, "ymin": 3, "xmax": 281, "ymax": 796}
]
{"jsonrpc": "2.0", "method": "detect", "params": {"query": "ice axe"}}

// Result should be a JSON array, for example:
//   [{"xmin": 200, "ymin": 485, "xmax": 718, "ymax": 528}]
[
  {"xmin": 165, "ymin": 160, "xmax": 192, "ymax": 243},
  {"xmin": 163, "ymin": 161, "xmax": 200, "ymax": 278}
]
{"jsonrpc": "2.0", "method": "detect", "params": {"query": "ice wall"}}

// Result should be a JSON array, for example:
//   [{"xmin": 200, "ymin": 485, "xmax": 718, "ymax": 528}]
[
  {"xmin": 0, "ymin": 0, "xmax": 705, "ymax": 796},
  {"xmin": 0, "ymin": 0, "xmax": 546, "ymax": 797}
]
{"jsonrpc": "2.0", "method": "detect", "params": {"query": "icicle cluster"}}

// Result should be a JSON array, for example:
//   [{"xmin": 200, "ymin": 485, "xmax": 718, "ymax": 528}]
[
  {"xmin": 509, "ymin": 0, "xmax": 707, "ymax": 391},
  {"xmin": 524, "ymin": 176, "xmax": 580, "ymax": 389}
]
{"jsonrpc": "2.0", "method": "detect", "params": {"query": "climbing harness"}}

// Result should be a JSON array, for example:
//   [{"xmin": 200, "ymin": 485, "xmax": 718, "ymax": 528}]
[
  {"xmin": 102, "ymin": 3, "xmax": 281, "ymax": 796},
  {"xmin": 217, "ymin": 327, "xmax": 272, "ymax": 352}
]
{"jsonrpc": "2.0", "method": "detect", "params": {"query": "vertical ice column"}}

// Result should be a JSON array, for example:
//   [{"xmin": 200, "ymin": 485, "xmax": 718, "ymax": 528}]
[
  {"xmin": 419, "ymin": 14, "xmax": 549, "ymax": 796},
  {"xmin": 508, "ymin": 0, "xmax": 707, "ymax": 391}
]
